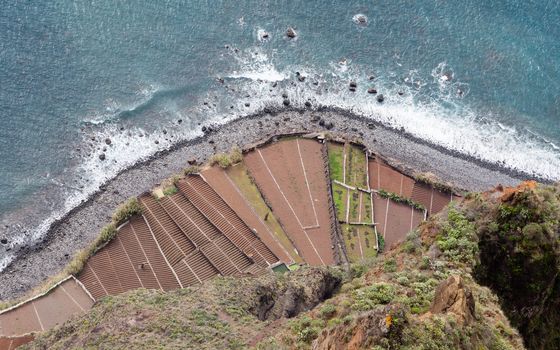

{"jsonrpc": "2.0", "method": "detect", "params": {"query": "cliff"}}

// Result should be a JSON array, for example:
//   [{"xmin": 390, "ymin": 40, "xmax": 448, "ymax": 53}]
[{"xmin": 21, "ymin": 182, "xmax": 560, "ymax": 350}]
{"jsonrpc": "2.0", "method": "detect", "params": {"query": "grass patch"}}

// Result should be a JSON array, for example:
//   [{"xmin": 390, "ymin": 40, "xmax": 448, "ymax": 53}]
[
  {"xmin": 346, "ymin": 144, "xmax": 368, "ymax": 188},
  {"xmin": 112, "ymin": 197, "xmax": 142, "ymax": 226},
  {"xmin": 332, "ymin": 182, "xmax": 347, "ymax": 221},
  {"xmin": 348, "ymin": 190, "xmax": 361, "ymax": 222},
  {"xmin": 209, "ymin": 146, "xmax": 244, "ymax": 169},
  {"xmin": 341, "ymin": 224, "xmax": 378, "ymax": 262},
  {"xmin": 163, "ymin": 185, "xmax": 178, "ymax": 196},
  {"xmin": 327, "ymin": 142, "xmax": 344, "ymax": 182}
]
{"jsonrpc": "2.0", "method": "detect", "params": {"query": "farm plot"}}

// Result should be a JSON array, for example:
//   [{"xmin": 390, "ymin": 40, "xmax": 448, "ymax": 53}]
[
  {"xmin": 340, "ymin": 224, "xmax": 378, "ymax": 262},
  {"xmin": 202, "ymin": 164, "xmax": 302, "ymax": 264},
  {"xmin": 373, "ymin": 194, "xmax": 425, "ymax": 250},
  {"xmin": 244, "ymin": 138, "xmax": 335, "ymax": 265}
]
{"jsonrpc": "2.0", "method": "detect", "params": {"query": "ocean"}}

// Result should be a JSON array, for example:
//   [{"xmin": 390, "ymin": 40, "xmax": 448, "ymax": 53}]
[{"xmin": 1, "ymin": 0, "xmax": 559, "ymax": 271}]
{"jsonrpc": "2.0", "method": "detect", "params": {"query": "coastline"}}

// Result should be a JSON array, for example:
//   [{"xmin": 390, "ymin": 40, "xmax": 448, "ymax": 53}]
[{"xmin": 0, "ymin": 107, "xmax": 537, "ymax": 301}]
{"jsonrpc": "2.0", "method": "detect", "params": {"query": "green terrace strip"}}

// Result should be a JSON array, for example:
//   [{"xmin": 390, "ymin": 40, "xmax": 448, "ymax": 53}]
[{"xmin": 377, "ymin": 189, "xmax": 426, "ymax": 211}]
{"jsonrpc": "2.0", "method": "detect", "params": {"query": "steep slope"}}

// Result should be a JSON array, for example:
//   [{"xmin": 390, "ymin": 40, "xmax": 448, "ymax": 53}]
[{"xmin": 466, "ymin": 182, "xmax": 560, "ymax": 350}]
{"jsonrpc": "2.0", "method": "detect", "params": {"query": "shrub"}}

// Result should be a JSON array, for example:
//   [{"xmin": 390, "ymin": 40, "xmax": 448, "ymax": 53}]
[
  {"xmin": 384, "ymin": 258, "xmax": 397, "ymax": 272},
  {"xmin": 436, "ymin": 208, "xmax": 478, "ymax": 266},
  {"xmin": 351, "ymin": 283, "xmax": 396, "ymax": 311},
  {"xmin": 377, "ymin": 189, "xmax": 425, "ymax": 211},
  {"xmin": 112, "ymin": 197, "xmax": 142, "ymax": 225},
  {"xmin": 210, "ymin": 153, "xmax": 232, "ymax": 168},
  {"xmin": 229, "ymin": 146, "xmax": 243, "ymax": 164},
  {"xmin": 319, "ymin": 303, "xmax": 337, "ymax": 320},
  {"xmin": 184, "ymin": 165, "xmax": 200, "ymax": 175},
  {"xmin": 163, "ymin": 185, "xmax": 178, "ymax": 196},
  {"xmin": 290, "ymin": 316, "xmax": 323, "ymax": 344}
]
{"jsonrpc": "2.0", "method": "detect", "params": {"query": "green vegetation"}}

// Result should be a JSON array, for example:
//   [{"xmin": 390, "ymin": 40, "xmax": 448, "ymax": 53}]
[
  {"xmin": 210, "ymin": 146, "xmax": 244, "ymax": 169},
  {"xmin": 362, "ymin": 192, "xmax": 373, "ymax": 223},
  {"xmin": 346, "ymin": 144, "xmax": 368, "ymax": 188},
  {"xmin": 341, "ymin": 224, "xmax": 377, "ymax": 262},
  {"xmin": 377, "ymin": 189, "xmax": 426, "ymax": 211},
  {"xmin": 436, "ymin": 206, "xmax": 478, "ymax": 265},
  {"xmin": 466, "ymin": 182, "xmax": 560, "ymax": 349},
  {"xmin": 112, "ymin": 197, "xmax": 142, "ymax": 225},
  {"xmin": 348, "ymin": 190, "xmax": 361, "ymax": 222},
  {"xmin": 184, "ymin": 165, "xmax": 201, "ymax": 175},
  {"xmin": 327, "ymin": 142, "xmax": 344, "ymax": 182},
  {"xmin": 331, "ymin": 182, "xmax": 347, "ymax": 220},
  {"xmin": 162, "ymin": 185, "xmax": 178, "ymax": 196}
]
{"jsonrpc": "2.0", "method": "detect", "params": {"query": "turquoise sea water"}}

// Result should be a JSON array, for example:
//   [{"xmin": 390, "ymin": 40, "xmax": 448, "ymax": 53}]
[{"xmin": 1, "ymin": 1, "xmax": 559, "ymax": 268}]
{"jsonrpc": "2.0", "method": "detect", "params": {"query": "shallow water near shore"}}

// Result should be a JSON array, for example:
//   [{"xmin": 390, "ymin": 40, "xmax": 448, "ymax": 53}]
[{"xmin": 1, "ymin": 1, "xmax": 560, "ymax": 272}]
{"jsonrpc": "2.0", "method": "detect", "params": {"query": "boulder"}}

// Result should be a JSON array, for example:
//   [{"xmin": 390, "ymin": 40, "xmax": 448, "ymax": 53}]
[
  {"xmin": 0, "ymin": 238, "xmax": 8, "ymax": 245},
  {"xmin": 305, "ymin": 101, "xmax": 312, "ymax": 108},
  {"xmin": 367, "ymin": 87, "xmax": 377, "ymax": 94},
  {"xmin": 431, "ymin": 275, "xmax": 475, "ymax": 324},
  {"xmin": 349, "ymin": 81, "xmax": 357, "ymax": 88},
  {"xmin": 377, "ymin": 94, "xmax": 384, "ymax": 103},
  {"xmin": 283, "ymin": 99, "xmax": 290, "ymax": 106},
  {"xmin": 99, "ymin": 153, "xmax": 106, "ymax": 161},
  {"xmin": 104, "ymin": 138, "xmax": 112, "ymax": 145}
]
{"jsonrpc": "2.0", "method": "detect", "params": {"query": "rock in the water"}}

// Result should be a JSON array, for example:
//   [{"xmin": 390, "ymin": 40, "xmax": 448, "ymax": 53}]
[
  {"xmin": 104, "ymin": 138, "xmax": 112, "ymax": 145},
  {"xmin": 353, "ymin": 14, "xmax": 368, "ymax": 25},
  {"xmin": 304, "ymin": 101, "xmax": 312, "ymax": 108},
  {"xmin": 282, "ymin": 92, "xmax": 288, "ymax": 98},
  {"xmin": 99, "ymin": 153, "xmax": 106, "ymax": 161},
  {"xmin": 377, "ymin": 94, "xmax": 385, "ymax": 103},
  {"xmin": 368, "ymin": 75, "xmax": 375, "ymax": 80},
  {"xmin": 177, "ymin": 119, "xmax": 183, "ymax": 124},
  {"xmin": 245, "ymin": 102, "xmax": 250, "ymax": 107},
  {"xmin": 297, "ymin": 75, "xmax": 305, "ymax": 82},
  {"xmin": 349, "ymin": 87, "xmax": 356, "ymax": 92},
  {"xmin": 283, "ymin": 99, "xmax": 290, "ymax": 106},
  {"xmin": 201, "ymin": 126, "xmax": 207, "ymax": 132},
  {"xmin": 398, "ymin": 91, "xmax": 404, "ymax": 96},
  {"xmin": 367, "ymin": 87, "xmax": 377, "ymax": 94},
  {"xmin": 0, "ymin": 238, "xmax": 8, "ymax": 245},
  {"xmin": 431, "ymin": 275, "xmax": 475, "ymax": 325},
  {"xmin": 367, "ymin": 123, "xmax": 375, "ymax": 129},
  {"xmin": 286, "ymin": 27, "xmax": 297, "ymax": 38},
  {"xmin": 349, "ymin": 81, "xmax": 357, "ymax": 88}
]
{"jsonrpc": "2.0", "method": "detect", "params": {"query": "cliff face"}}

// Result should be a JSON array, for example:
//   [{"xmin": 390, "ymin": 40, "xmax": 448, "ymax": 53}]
[
  {"xmin": 22, "ymin": 183, "xmax": 560, "ymax": 350},
  {"xmin": 467, "ymin": 182, "xmax": 560, "ymax": 350}
]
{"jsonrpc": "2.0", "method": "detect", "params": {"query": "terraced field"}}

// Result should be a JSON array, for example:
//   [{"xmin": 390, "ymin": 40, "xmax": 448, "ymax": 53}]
[{"xmin": 1, "ymin": 134, "xmax": 458, "ymax": 349}]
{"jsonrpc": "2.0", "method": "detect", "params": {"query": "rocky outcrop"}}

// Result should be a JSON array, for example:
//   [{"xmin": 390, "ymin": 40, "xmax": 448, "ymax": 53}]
[
  {"xmin": 430, "ymin": 275, "xmax": 475, "ymax": 324},
  {"xmin": 314, "ymin": 305, "xmax": 407, "ymax": 350},
  {"xmin": 249, "ymin": 267, "xmax": 342, "ymax": 320}
]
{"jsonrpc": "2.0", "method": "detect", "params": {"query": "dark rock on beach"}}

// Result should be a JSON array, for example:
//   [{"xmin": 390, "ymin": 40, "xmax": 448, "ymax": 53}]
[
  {"xmin": 367, "ymin": 87, "xmax": 377, "ymax": 94},
  {"xmin": 283, "ymin": 99, "xmax": 290, "ymax": 106},
  {"xmin": 1, "ymin": 238, "xmax": 8, "ymax": 245},
  {"xmin": 99, "ymin": 153, "xmax": 106, "ymax": 161},
  {"xmin": 104, "ymin": 138, "xmax": 112, "ymax": 145},
  {"xmin": 377, "ymin": 94, "xmax": 385, "ymax": 103},
  {"xmin": 305, "ymin": 101, "xmax": 312, "ymax": 108}
]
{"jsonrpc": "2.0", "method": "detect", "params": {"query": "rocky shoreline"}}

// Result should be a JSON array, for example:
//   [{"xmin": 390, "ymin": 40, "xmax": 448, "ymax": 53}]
[{"xmin": 0, "ymin": 107, "xmax": 536, "ymax": 301}]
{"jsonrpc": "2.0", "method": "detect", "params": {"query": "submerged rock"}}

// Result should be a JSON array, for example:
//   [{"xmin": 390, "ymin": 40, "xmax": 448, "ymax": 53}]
[
  {"xmin": 99, "ymin": 153, "xmax": 106, "ymax": 161},
  {"xmin": 377, "ymin": 94, "xmax": 385, "ymax": 103},
  {"xmin": 367, "ymin": 87, "xmax": 377, "ymax": 94}
]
